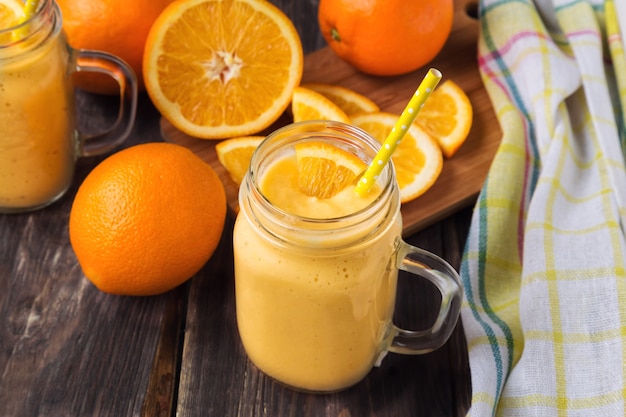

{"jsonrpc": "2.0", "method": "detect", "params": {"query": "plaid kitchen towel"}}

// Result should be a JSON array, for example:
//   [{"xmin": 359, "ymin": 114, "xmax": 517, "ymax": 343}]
[{"xmin": 461, "ymin": 0, "xmax": 626, "ymax": 415}]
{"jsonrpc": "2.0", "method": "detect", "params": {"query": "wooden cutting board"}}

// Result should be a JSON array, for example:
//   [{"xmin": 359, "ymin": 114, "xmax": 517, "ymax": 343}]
[{"xmin": 162, "ymin": 0, "xmax": 501, "ymax": 236}]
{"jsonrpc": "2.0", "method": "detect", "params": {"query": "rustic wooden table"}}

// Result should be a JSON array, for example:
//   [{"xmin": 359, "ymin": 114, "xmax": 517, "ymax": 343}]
[{"xmin": 0, "ymin": 1, "xmax": 474, "ymax": 416}]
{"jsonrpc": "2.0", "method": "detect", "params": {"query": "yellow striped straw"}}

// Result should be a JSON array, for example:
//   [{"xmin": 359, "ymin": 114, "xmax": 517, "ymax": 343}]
[
  {"xmin": 354, "ymin": 68, "xmax": 442, "ymax": 197},
  {"xmin": 13, "ymin": 0, "xmax": 40, "ymax": 39}
]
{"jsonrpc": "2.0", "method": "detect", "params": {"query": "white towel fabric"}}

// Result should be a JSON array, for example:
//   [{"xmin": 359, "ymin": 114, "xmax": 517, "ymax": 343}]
[{"xmin": 461, "ymin": 0, "xmax": 626, "ymax": 415}]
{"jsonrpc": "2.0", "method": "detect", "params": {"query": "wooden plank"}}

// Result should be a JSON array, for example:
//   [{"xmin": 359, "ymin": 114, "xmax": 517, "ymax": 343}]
[
  {"xmin": 0, "ymin": 169, "xmax": 162, "ymax": 414},
  {"xmin": 163, "ymin": 0, "xmax": 500, "ymax": 236},
  {"xmin": 0, "ymin": 93, "xmax": 175, "ymax": 417}
]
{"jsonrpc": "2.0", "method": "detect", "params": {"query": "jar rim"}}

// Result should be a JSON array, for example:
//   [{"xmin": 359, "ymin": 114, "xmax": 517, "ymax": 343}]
[
  {"xmin": 239, "ymin": 120, "xmax": 401, "ymax": 251},
  {"xmin": 250, "ymin": 120, "xmax": 395, "ymax": 220}
]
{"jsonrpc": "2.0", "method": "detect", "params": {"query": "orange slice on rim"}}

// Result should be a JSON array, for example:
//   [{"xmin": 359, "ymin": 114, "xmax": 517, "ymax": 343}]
[
  {"xmin": 0, "ymin": 0, "xmax": 23, "ymax": 42},
  {"xmin": 294, "ymin": 141, "xmax": 367, "ymax": 199}
]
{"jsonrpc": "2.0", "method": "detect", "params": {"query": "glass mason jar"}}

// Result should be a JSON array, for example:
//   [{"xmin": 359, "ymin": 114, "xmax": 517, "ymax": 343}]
[
  {"xmin": 0, "ymin": 0, "xmax": 137, "ymax": 213},
  {"xmin": 233, "ymin": 120, "xmax": 463, "ymax": 393}
]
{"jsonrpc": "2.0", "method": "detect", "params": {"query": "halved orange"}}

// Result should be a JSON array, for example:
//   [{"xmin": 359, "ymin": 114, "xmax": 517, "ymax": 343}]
[
  {"xmin": 215, "ymin": 136, "xmax": 265, "ymax": 185},
  {"xmin": 143, "ymin": 0, "xmax": 303, "ymax": 139},
  {"xmin": 300, "ymin": 83, "xmax": 380, "ymax": 116},
  {"xmin": 352, "ymin": 112, "xmax": 443, "ymax": 203},
  {"xmin": 292, "ymin": 86, "xmax": 351, "ymax": 123},
  {"xmin": 414, "ymin": 80, "xmax": 473, "ymax": 158},
  {"xmin": 294, "ymin": 141, "xmax": 367, "ymax": 199}
]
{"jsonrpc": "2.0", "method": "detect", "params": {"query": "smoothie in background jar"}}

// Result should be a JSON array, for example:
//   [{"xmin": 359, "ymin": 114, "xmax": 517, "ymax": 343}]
[
  {"xmin": 0, "ymin": 24, "xmax": 75, "ymax": 209},
  {"xmin": 0, "ymin": 0, "xmax": 138, "ymax": 213},
  {"xmin": 234, "ymin": 121, "xmax": 462, "ymax": 393}
]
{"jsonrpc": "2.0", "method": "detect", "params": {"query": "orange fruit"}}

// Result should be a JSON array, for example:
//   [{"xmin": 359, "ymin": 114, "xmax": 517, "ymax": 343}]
[
  {"xmin": 216, "ymin": 136, "xmax": 265, "ymax": 185},
  {"xmin": 69, "ymin": 142, "xmax": 227, "ymax": 296},
  {"xmin": 318, "ymin": 0, "xmax": 453, "ymax": 76},
  {"xmin": 352, "ymin": 112, "xmax": 443, "ymax": 203},
  {"xmin": 57, "ymin": 0, "xmax": 174, "ymax": 94},
  {"xmin": 292, "ymin": 86, "xmax": 351, "ymax": 123},
  {"xmin": 300, "ymin": 83, "xmax": 380, "ymax": 116},
  {"xmin": 415, "ymin": 80, "xmax": 473, "ymax": 158},
  {"xmin": 0, "ymin": 0, "xmax": 21, "ymax": 42},
  {"xmin": 294, "ymin": 141, "xmax": 367, "ymax": 199},
  {"xmin": 0, "ymin": 0, "xmax": 20, "ymax": 27},
  {"xmin": 143, "ymin": 0, "xmax": 303, "ymax": 140}
]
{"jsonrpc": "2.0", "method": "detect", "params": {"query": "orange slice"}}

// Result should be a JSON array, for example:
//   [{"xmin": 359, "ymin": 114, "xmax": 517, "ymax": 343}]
[
  {"xmin": 215, "ymin": 136, "xmax": 265, "ymax": 185},
  {"xmin": 143, "ymin": 0, "xmax": 303, "ymax": 139},
  {"xmin": 414, "ymin": 79, "xmax": 473, "ymax": 158},
  {"xmin": 294, "ymin": 142, "xmax": 367, "ymax": 199},
  {"xmin": 352, "ymin": 112, "xmax": 443, "ymax": 203},
  {"xmin": 0, "ymin": 0, "xmax": 22, "ymax": 42},
  {"xmin": 300, "ymin": 83, "xmax": 380, "ymax": 116},
  {"xmin": 291, "ymin": 86, "xmax": 351, "ymax": 123}
]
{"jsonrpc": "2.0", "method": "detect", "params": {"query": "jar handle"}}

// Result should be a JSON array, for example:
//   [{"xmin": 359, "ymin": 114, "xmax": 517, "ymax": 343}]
[
  {"xmin": 388, "ymin": 241, "xmax": 463, "ymax": 355},
  {"xmin": 74, "ymin": 50, "xmax": 138, "ymax": 157}
]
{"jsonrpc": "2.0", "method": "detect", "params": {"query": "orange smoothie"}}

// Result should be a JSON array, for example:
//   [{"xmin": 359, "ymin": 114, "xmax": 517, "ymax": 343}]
[
  {"xmin": 0, "ymin": 27, "xmax": 75, "ymax": 210},
  {"xmin": 234, "ymin": 153, "xmax": 402, "ymax": 392}
]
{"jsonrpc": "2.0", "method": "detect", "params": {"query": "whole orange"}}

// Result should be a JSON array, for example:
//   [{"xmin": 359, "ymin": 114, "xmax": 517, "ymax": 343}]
[
  {"xmin": 57, "ymin": 0, "xmax": 174, "ymax": 94},
  {"xmin": 69, "ymin": 142, "xmax": 227, "ymax": 296},
  {"xmin": 318, "ymin": 0, "xmax": 454, "ymax": 76}
]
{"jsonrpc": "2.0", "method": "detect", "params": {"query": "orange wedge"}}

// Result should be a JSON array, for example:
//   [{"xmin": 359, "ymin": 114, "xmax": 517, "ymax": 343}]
[
  {"xmin": 294, "ymin": 141, "xmax": 367, "ymax": 199},
  {"xmin": 291, "ymin": 86, "xmax": 351, "ymax": 123},
  {"xmin": 300, "ymin": 83, "xmax": 380, "ymax": 116},
  {"xmin": 143, "ymin": 0, "xmax": 303, "ymax": 139},
  {"xmin": 352, "ymin": 112, "xmax": 443, "ymax": 203},
  {"xmin": 0, "ymin": 0, "xmax": 22, "ymax": 42},
  {"xmin": 414, "ymin": 80, "xmax": 473, "ymax": 158},
  {"xmin": 215, "ymin": 136, "xmax": 265, "ymax": 185}
]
